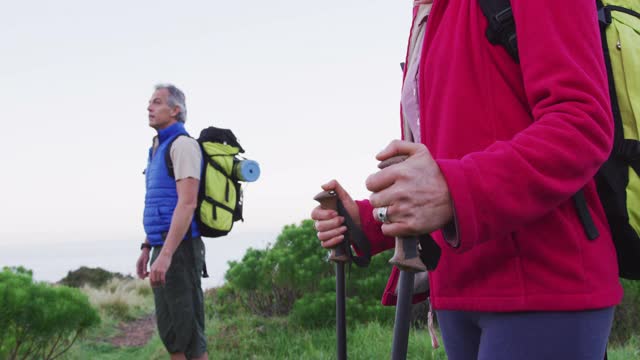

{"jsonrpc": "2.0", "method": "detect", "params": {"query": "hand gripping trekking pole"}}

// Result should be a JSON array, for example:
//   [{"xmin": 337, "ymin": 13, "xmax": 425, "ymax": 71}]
[
  {"xmin": 314, "ymin": 190, "xmax": 349, "ymax": 360},
  {"xmin": 378, "ymin": 156, "xmax": 426, "ymax": 360},
  {"xmin": 378, "ymin": 155, "xmax": 428, "ymax": 275}
]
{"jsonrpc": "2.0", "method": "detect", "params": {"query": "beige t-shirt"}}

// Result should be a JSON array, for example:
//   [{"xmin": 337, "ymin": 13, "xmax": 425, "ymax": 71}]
[{"xmin": 152, "ymin": 136, "xmax": 202, "ymax": 181}]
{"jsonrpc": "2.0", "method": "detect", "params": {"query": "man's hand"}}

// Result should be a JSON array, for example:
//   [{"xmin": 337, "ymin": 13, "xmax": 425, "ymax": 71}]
[
  {"xmin": 366, "ymin": 140, "xmax": 453, "ymax": 237},
  {"xmin": 149, "ymin": 252, "xmax": 172, "ymax": 287},
  {"xmin": 136, "ymin": 249, "xmax": 150, "ymax": 279},
  {"xmin": 148, "ymin": 177, "xmax": 198, "ymax": 287}
]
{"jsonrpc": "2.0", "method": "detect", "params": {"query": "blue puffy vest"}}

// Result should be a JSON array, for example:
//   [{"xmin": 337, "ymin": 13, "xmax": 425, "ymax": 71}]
[{"xmin": 143, "ymin": 122, "xmax": 200, "ymax": 246}]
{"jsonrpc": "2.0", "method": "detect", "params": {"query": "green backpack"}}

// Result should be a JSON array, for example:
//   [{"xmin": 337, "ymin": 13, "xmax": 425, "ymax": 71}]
[
  {"xmin": 167, "ymin": 127, "xmax": 258, "ymax": 238},
  {"xmin": 478, "ymin": 0, "xmax": 640, "ymax": 279}
]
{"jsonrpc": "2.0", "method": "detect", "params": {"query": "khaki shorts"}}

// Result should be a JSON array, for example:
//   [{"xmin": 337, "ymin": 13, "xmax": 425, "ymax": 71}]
[{"xmin": 151, "ymin": 236, "xmax": 207, "ymax": 358}]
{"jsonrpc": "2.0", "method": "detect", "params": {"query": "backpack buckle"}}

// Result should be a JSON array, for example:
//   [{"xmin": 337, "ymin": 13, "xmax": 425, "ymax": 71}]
[
  {"xmin": 486, "ymin": 7, "xmax": 514, "ymax": 44},
  {"xmin": 598, "ymin": 6, "xmax": 612, "ymax": 26},
  {"xmin": 485, "ymin": 6, "xmax": 520, "ymax": 63},
  {"xmin": 493, "ymin": 7, "xmax": 514, "ymax": 27}
]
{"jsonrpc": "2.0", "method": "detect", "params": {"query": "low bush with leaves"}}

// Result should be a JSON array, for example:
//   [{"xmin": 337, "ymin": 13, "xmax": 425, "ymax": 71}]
[
  {"xmin": 0, "ymin": 267, "xmax": 100, "ymax": 359},
  {"xmin": 214, "ymin": 220, "xmax": 396, "ymax": 327},
  {"xmin": 611, "ymin": 279, "xmax": 640, "ymax": 345}
]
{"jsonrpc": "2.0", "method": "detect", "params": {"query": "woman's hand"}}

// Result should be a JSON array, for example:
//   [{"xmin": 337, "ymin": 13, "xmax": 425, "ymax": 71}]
[
  {"xmin": 366, "ymin": 140, "xmax": 453, "ymax": 237},
  {"xmin": 310, "ymin": 180, "xmax": 360, "ymax": 249}
]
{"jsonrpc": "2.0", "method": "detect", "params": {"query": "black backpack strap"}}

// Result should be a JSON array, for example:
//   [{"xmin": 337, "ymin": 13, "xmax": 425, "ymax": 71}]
[
  {"xmin": 164, "ymin": 134, "xmax": 189, "ymax": 179},
  {"xmin": 185, "ymin": 237, "xmax": 209, "ymax": 278},
  {"xmin": 574, "ymin": 189, "xmax": 600, "ymax": 240},
  {"xmin": 597, "ymin": 0, "xmax": 625, "ymax": 149},
  {"xmin": 599, "ymin": 0, "xmax": 640, "ymax": 177},
  {"xmin": 478, "ymin": 0, "xmax": 519, "ymax": 62},
  {"xmin": 617, "ymin": 139, "xmax": 640, "ymax": 177},
  {"xmin": 206, "ymin": 154, "xmax": 233, "ymax": 178},
  {"xmin": 599, "ymin": 4, "xmax": 640, "ymax": 24},
  {"xmin": 565, "ymin": 0, "xmax": 614, "ymax": 242}
]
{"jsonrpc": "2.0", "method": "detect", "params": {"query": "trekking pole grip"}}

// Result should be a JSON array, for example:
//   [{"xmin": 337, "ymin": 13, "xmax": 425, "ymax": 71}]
[
  {"xmin": 314, "ymin": 190, "xmax": 350, "ymax": 263},
  {"xmin": 378, "ymin": 155, "xmax": 427, "ymax": 273}
]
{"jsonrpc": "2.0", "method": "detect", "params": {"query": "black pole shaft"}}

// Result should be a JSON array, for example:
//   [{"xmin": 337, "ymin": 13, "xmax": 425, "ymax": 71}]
[
  {"xmin": 391, "ymin": 270, "xmax": 415, "ymax": 360},
  {"xmin": 336, "ymin": 262, "xmax": 347, "ymax": 360}
]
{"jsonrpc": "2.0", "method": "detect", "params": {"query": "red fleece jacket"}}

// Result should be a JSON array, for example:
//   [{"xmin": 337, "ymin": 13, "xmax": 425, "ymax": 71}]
[{"xmin": 357, "ymin": 0, "xmax": 623, "ymax": 312}]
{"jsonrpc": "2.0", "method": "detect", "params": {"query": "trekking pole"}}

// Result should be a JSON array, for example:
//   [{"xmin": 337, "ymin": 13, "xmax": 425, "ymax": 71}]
[
  {"xmin": 314, "ymin": 190, "xmax": 349, "ymax": 360},
  {"xmin": 378, "ymin": 155, "xmax": 427, "ymax": 360}
]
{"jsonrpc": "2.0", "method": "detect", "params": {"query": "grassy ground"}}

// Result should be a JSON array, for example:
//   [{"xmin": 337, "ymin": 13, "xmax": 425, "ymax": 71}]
[
  {"xmin": 59, "ymin": 278, "xmax": 639, "ymax": 359},
  {"xmin": 63, "ymin": 311, "xmax": 640, "ymax": 360},
  {"xmin": 208, "ymin": 315, "xmax": 447, "ymax": 360},
  {"xmin": 64, "ymin": 314, "xmax": 447, "ymax": 360},
  {"xmin": 609, "ymin": 335, "xmax": 640, "ymax": 360}
]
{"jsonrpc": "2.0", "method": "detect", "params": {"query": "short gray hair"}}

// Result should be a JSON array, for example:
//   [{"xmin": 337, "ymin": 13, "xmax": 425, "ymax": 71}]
[{"xmin": 154, "ymin": 83, "xmax": 187, "ymax": 123}]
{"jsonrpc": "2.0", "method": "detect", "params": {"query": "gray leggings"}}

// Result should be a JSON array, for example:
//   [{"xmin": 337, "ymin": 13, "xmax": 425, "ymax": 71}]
[{"xmin": 436, "ymin": 307, "xmax": 614, "ymax": 360}]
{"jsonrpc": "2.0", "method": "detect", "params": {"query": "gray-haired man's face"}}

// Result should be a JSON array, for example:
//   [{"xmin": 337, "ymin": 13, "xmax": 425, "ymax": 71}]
[{"xmin": 147, "ymin": 88, "xmax": 179, "ymax": 130}]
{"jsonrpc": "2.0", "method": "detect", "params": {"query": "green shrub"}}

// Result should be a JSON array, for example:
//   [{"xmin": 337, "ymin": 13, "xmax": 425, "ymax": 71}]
[
  {"xmin": 217, "ymin": 219, "xmax": 400, "ymax": 328},
  {"xmin": 290, "ymin": 291, "xmax": 395, "ymax": 329},
  {"xmin": 0, "ymin": 268, "xmax": 100, "ymax": 359},
  {"xmin": 59, "ymin": 266, "xmax": 128, "ymax": 288},
  {"xmin": 220, "ymin": 221, "xmax": 334, "ymax": 317},
  {"xmin": 3, "ymin": 266, "xmax": 32, "ymax": 277},
  {"xmin": 101, "ymin": 299, "xmax": 132, "ymax": 320},
  {"xmin": 137, "ymin": 285, "xmax": 153, "ymax": 297},
  {"xmin": 611, "ymin": 279, "xmax": 640, "ymax": 345},
  {"xmin": 207, "ymin": 286, "xmax": 239, "ymax": 318},
  {"xmin": 289, "ymin": 291, "xmax": 341, "ymax": 328}
]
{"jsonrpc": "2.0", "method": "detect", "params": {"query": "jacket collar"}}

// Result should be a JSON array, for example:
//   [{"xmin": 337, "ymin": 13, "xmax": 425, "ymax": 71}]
[{"xmin": 157, "ymin": 121, "xmax": 186, "ymax": 144}]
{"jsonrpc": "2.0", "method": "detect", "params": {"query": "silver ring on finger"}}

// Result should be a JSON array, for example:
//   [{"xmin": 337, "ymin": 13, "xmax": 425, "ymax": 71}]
[{"xmin": 374, "ymin": 206, "xmax": 391, "ymax": 224}]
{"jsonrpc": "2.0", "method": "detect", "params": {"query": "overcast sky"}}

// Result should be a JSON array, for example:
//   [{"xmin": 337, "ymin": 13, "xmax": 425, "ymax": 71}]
[{"xmin": 1, "ymin": 1, "xmax": 412, "ymax": 281}]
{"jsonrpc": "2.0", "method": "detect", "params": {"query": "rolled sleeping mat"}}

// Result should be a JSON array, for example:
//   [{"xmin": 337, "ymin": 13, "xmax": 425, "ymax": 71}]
[{"xmin": 234, "ymin": 159, "xmax": 260, "ymax": 182}]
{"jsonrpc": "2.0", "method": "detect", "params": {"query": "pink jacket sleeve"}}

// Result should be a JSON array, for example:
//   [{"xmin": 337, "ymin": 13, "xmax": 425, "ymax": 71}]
[
  {"xmin": 436, "ymin": 0, "xmax": 613, "ymax": 252},
  {"xmin": 355, "ymin": 199, "xmax": 395, "ymax": 255}
]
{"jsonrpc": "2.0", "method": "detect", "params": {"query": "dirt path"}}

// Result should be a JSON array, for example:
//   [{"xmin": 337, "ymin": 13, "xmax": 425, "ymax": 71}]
[{"xmin": 109, "ymin": 314, "xmax": 157, "ymax": 347}]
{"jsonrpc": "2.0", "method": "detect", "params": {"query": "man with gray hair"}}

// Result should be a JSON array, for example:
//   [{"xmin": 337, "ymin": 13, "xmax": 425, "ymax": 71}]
[{"xmin": 136, "ymin": 83, "xmax": 209, "ymax": 360}]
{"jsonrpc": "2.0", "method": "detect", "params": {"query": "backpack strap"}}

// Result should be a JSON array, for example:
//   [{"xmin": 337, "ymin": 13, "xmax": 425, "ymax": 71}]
[
  {"xmin": 478, "ymin": 0, "xmax": 519, "ymax": 62},
  {"xmin": 618, "ymin": 140, "xmax": 640, "ymax": 177},
  {"xmin": 574, "ymin": 190, "xmax": 600, "ymax": 240},
  {"xmin": 164, "ymin": 134, "xmax": 189, "ymax": 179},
  {"xmin": 597, "ymin": 0, "xmax": 625, "ymax": 149},
  {"xmin": 598, "ymin": 0, "xmax": 640, "ymax": 176},
  {"xmin": 599, "ymin": 4, "xmax": 640, "ymax": 24},
  {"xmin": 165, "ymin": 135, "xmax": 200, "ymax": 242},
  {"xmin": 206, "ymin": 154, "xmax": 233, "ymax": 178}
]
